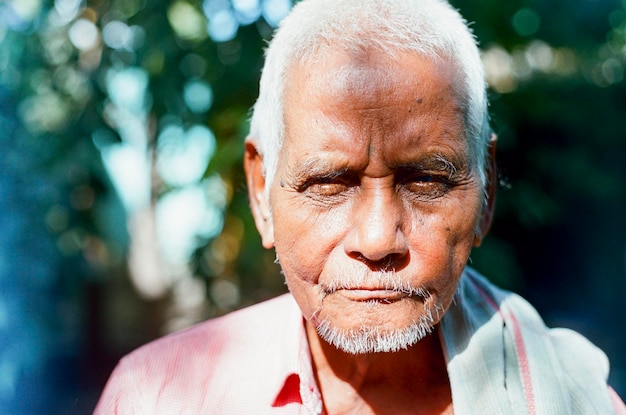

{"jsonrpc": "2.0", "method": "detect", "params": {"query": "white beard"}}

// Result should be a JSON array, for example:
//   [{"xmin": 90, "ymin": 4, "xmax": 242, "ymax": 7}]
[{"xmin": 315, "ymin": 303, "xmax": 438, "ymax": 354}]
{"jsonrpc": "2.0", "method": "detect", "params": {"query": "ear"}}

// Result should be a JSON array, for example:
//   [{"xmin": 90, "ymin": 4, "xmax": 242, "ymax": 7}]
[
  {"xmin": 473, "ymin": 134, "xmax": 497, "ymax": 247},
  {"xmin": 244, "ymin": 140, "xmax": 275, "ymax": 249}
]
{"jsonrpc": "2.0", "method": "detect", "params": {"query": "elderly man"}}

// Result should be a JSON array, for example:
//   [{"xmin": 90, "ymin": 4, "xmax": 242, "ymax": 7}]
[{"xmin": 95, "ymin": 0, "xmax": 625, "ymax": 413}]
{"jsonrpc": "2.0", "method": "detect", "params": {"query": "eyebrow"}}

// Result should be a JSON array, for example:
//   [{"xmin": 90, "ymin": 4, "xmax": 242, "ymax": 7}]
[
  {"xmin": 283, "ymin": 152, "xmax": 470, "ymax": 185},
  {"xmin": 283, "ymin": 158, "xmax": 351, "ymax": 185},
  {"xmin": 395, "ymin": 153, "xmax": 469, "ymax": 177},
  {"xmin": 301, "ymin": 158, "xmax": 350, "ymax": 176}
]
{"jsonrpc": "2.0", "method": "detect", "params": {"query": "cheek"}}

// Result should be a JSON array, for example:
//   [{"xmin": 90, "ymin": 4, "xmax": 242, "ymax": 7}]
[
  {"xmin": 409, "ymin": 199, "xmax": 480, "ymax": 272},
  {"xmin": 412, "ymin": 205, "xmax": 476, "ymax": 247},
  {"xmin": 272, "ymin": 198, "xmax": 349, "ymax": 281},
  {"xmin": 282, "ymin": 273, "xmax": 321, "ymax": 321}
]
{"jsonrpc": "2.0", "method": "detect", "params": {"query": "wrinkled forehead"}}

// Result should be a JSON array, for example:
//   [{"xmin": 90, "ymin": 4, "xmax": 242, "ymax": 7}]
[
  {"xmin": 282, "ymin": 46, "xmax": 467, "ymax": 138},
  {"xmin": 284, "ymin": 44, "xmax": 467, "ymax": 117}
]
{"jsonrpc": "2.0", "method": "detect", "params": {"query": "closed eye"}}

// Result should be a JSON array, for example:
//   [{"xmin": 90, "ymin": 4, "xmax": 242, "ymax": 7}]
[
  {"xmin": 295, "ymin": 170, "xmax": 359, "ymax": 201},
  {"xmin": 396, "ymin": 169, "xmax": 453, "ymax": 185},
  {"xmin": 304, "ymin": 182, "xmax": 350, "ymax": 197},
  {"xmin": 411, "ymin": 174, "xmax": 437, "ymax": 183},
  {"xmin": 396, "ymin": 170, "xmax": 455, "ymax": 200}
]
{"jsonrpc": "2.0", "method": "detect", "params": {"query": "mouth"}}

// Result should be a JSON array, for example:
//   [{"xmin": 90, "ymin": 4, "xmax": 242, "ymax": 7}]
[{"xmin": 334, "ymin": 288, "xmax": 413, "ymax": 303}]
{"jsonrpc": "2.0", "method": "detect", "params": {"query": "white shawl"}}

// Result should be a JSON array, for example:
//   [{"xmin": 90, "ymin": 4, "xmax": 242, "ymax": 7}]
[{"xmin": 441, "ymin": 268, "xmax": 616, "ymax": 414}]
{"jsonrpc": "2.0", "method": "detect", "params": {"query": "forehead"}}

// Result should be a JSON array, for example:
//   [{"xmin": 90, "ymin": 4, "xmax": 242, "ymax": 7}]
[
  {"xmin": 290, "ymin": 48, "xmax": 453, "ymax": 105},
  {"xmin": 281, "ymin": 48, "xmax": 467, "ymax": 164}
]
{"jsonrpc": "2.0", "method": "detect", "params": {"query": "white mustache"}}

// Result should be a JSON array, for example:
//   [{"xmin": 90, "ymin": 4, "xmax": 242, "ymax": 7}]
[{"xmin": 320, "ymin": 268, "xmax": 431, "ymax": 299}]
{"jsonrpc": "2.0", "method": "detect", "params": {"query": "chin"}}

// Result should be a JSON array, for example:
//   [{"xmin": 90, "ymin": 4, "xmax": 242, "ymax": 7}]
[
  {"xmin": 313, "ymin": 297, "xmax": 444, "ymax": 354},
  {"xmin": 315, "ymin": 318, "xmax": 436, "ymax": 354}
]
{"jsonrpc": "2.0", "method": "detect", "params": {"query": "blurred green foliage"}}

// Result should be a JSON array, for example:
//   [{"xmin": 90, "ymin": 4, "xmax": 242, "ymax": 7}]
[{"xmin": 0, "ymin": 0, "xmax": 624, "ymax": 412}]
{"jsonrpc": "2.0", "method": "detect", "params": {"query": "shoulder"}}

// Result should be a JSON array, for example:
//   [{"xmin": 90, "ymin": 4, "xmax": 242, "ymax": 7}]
[
  {"xmin": 94, "ymin": 293, "xmax": 299, "ymax": 414},
  {"xmin": 461, "ymin": 268, "xmax": 609, "ymax": 374},
  {"xmin": 154, "ymin": 292, "xmax": 294, "ymax": 345},
  {"xmin": 137, "ymin": 292, "xmax": 297, "ymax": 364},
  {"xmin": 456, "ymin": 268, "xmax": 620, "ymax": 413},
  {"xmin": 124, "ymin": 292, "xmax": 295, "ymax": 366}
]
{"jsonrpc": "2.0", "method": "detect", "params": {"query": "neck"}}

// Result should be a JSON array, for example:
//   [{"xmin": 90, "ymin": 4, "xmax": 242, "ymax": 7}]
[{"xmin": 306, "ymin": 321, "xmax": 453, "ymax": 415}]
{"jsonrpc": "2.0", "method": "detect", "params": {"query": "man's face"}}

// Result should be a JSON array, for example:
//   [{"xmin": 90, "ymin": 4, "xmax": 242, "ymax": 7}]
[{"xmin": 253, "ymin": 49, "xmax": 490, "ymax": 353}]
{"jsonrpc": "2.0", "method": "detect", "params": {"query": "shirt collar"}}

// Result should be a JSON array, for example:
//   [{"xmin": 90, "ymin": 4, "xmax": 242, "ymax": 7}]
[{"xmin": 270, "ymin": 294, "xmax": 323, "ymax": 414}]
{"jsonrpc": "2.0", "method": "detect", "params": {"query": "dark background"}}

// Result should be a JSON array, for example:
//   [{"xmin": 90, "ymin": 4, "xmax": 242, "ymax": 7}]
[{"xmin": 0, "ymin": 0, "xmax": 624, "ymax": 413}]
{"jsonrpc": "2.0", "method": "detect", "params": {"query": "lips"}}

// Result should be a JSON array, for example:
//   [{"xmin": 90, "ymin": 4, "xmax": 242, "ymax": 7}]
[{"xmin": 335, "ymin": 288, "xmax": 410, "ymax": 302}]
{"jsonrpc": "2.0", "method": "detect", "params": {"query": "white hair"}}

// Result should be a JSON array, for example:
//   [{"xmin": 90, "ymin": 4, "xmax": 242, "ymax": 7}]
[{"xmin": 248, "ymin": 0, "xmax": 492, "ymax": 191}]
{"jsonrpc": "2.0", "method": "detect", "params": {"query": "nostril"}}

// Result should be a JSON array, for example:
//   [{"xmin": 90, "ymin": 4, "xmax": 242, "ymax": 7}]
[{"xmin": 350, "ymin": 252, "xmax": 409, "ymax": 272}]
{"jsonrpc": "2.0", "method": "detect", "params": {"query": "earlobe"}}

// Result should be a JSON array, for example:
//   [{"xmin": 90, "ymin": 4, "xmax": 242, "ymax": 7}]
[
  {"xmin": 243, "ymin": 140, "xmax": 275, "ymax": 249},
  {"xmin": 473, "ymin": 134, "xmax": 498, "ymax": 247}
]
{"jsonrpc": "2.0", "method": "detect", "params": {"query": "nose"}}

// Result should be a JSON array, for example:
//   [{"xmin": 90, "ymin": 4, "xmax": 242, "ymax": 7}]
[{"xmin": 343, "ymin": 185, "xmax": 408, "ymax": 265}]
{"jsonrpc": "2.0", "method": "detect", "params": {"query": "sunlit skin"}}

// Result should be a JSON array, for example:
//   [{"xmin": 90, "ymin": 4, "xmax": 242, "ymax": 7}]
[{"xmin": 246, "ymin": 48, "xmax": 495, "ymax": 414}]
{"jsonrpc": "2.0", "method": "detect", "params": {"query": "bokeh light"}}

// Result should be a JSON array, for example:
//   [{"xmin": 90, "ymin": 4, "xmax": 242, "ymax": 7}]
[
  {"xmin": 68, "ymin": 18, "xmax": 99, "ymax": 50},
  {"xmin": 208, "ymin": 9, "xmax": 239, "ymax": 42},
  {"xmin": 262, "ymin": 0, "xmax": 292, "ymax": 27},
  {"xmin": 183, "ymin": 80, "xmax": 214, "ymax": 113},
  {"xmin": 232, "ymin": 0, "xmax": 261, "ymax": 25},
  {"xmin": 512, "ymin": 7, "xmax": 541, "ymax": 37},
  {"xmin": 157, "ymin": 123, "xmax": 216, "ymax": 186},
  {"xmin": 156, "ymin": 179, "xmax": 225, "ymax": 264},
  {"xmin": 168, "ymin": 1, "xmax": 208, "ymax": 41}
]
